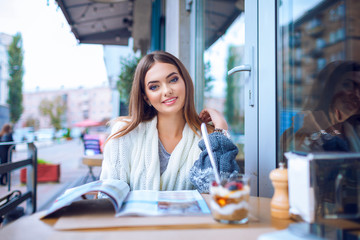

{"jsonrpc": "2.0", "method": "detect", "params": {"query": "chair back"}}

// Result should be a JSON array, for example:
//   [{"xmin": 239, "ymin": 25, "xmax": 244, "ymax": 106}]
[{"xmin": 83, "ymin": 135, "xmax": 101, "ymax": 156}]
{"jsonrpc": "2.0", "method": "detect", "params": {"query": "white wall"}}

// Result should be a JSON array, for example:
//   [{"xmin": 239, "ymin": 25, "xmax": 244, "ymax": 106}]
[{"xmin": 0, "ymin": 33, "xmax": 12, "ymax": 106}]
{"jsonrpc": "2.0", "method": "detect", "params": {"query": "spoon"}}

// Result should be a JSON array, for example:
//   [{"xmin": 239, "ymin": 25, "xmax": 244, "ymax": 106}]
[{"xmin": 201, "ymin": 123, "xmax": 221, "ymax": 185}]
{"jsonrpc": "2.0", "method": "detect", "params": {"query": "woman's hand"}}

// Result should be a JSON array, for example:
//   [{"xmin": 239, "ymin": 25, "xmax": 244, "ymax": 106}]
[{"xmin": 199, "ymin": 108, "xmax": 228, "ymax": 130}]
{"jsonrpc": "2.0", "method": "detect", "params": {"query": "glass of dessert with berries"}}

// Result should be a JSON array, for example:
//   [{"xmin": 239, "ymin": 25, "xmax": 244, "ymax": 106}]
[{"xmin": 209, "ymin": 174, "xmax": 250, "ymax": 224}]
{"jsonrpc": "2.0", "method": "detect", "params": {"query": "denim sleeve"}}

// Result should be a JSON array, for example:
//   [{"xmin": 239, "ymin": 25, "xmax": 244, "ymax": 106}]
[{"xmin": 189, "ymin": 132, "xmax": 240, "ymax": 193}]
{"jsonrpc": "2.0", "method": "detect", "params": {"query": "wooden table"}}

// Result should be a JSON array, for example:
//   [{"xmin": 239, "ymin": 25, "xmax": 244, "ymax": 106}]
[
  {"xmin": 82, "ymin": 154, "xmax": 103, "ymax": 182},
  {"xmin": 0, "ymin": 197, "xmax": 294, "ymax": 240}
]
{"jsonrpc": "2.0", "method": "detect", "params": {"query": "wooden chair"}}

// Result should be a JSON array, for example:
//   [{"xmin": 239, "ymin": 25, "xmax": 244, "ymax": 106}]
[
  {"xmin": 83, "ymin": 136, "xmax": 102, "ymax": 156},
  {"xmin": 82, "ymin": 135, "xmax": 103, "ymax": 183}
]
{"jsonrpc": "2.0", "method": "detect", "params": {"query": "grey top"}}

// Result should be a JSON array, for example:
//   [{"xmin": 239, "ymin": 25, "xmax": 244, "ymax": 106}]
[
  {"xmin": 158, "ymin": 139, "xmax": 170, "ymax": 175},
  {"xmin": 158, "ymin": 132, "xmax": 240, "ymax": 193}
]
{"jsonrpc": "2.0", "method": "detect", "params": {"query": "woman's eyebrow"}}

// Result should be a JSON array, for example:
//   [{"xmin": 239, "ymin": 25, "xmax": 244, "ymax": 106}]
[
  {"xmin": 147, "ymin": 80, "xmax": 159, "ymax": 86},
  {"xmin": 146, "ymin": 72, "xmax": 178, "ymax": 86},
  {"xmin": 166, "ymin": 72, "xmax": 178, "ymax": 79}
]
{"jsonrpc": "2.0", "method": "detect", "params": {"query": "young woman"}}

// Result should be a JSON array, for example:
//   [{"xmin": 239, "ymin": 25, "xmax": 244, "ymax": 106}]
[
  {"xmin": 100, "ymin": 51, "xmax": 239, "ymax": 193},
  {"xmin": 280, "ymin": 60, "xmax": 360, "ymax": 154},
  {"xmin": 0, "ymin": 124, "xmax": 14, "ymax": 185}
]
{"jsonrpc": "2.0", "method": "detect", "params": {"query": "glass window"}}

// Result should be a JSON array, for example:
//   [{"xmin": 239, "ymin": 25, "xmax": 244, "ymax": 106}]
[
  {"xmin": 329, "ymin": 9, "xmax": 336, "ymax": 22},
  {"xmin": 317, "ymin": 58, "xmax": 327, "ymax": 71},
  {"xmin": 337, "ymin": 4, "xmax": 345, "ymax": 17},
  {"xmin": 197, "ymin": 0, "xmax": 245, "ymax": 172},
  {"xmin": 277, "ymin": 0, "xmax": 360, "ymax": 162},
  {"xmin": 329, "ymin": 31, "xmax": 336, "ymax": 43},
  {"xmin": 316, "ymin": 38, "xmax": 326, "ymax": 49},
  {"xmin": 337, "ymin": 28, "xmax": 345, "ymax": 41}
]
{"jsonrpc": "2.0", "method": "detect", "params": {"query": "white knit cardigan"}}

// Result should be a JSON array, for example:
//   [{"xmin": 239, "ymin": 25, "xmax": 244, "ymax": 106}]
[{"xmin": 100, "ymin": 116, "xmax": 202, "ymax": 191}]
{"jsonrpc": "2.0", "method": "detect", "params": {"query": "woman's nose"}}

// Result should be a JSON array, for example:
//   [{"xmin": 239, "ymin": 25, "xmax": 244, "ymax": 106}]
[
  {"xmin": 354, "ymin": 86, "xmax": 360, "ymax": 99},
  {"xmin": 163, "ymin": 85, "xmax": 173, "ymax": 96}
]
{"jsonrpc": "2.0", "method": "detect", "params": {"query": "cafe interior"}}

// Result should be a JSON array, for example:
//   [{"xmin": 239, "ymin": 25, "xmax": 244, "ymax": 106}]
[{"xmin": 1, "ymin": 0, "xmax": 360, "ymax": 239}]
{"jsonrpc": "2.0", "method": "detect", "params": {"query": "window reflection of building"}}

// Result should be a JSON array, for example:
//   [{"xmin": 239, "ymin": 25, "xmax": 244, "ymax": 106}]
[
  {"xmin": 282, "ymin": 0, "xmax": 360, "ymax": 111},
  {"xmin": 279, "ymin": 0, "xmax": 360, "ymax": 138},
  {"xmin": 278, "ymin": 0, "xmax": 360, "ymax": 161}
]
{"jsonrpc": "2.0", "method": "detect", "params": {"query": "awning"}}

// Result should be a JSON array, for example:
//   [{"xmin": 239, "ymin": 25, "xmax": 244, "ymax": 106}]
[
  {"xmin": 55, "ymin": 0, "xmax": 243, "ymax": 51},
  {"xmin": 205, "ymin": 0, "xmax": 243, "ymax": 49},
  {"xmin": 56, "ymin": 0, "xmax": 134, "ymax": 46},
  {"xmin": 74, "ymin": 119, "xmax": 102, "ymax": 127}
]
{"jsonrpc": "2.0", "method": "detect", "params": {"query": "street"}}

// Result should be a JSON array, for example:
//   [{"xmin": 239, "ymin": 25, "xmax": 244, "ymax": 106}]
[{"xmin": 0, "ymin": 139, "xmax": 101, "ymax": 212}]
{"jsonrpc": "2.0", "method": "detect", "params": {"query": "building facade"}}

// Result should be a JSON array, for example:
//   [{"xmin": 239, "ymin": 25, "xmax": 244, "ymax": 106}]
[
  {"xmin": 103, "ymin": 39, "xmax": 139, "ymax": 118},
  {"xmin": 0, "ymin": 33, "xmax": 12, "ymax": 127},
  {"xmin": 20, "ymin": 86, "xmax": 112, "ymax": 129}
]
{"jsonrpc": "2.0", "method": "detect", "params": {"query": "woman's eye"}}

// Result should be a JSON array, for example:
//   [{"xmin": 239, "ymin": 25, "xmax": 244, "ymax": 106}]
[
  {"xmin": 170, "ymin": 77, "xmax": 178, "ymax": 83},
  {"xmin": 342, "ymin": 80, "xmax": 355, "ymax": 90},
  {"xmin": 149, "ymin": 85, "xmax": 158, "ymax": 91}
]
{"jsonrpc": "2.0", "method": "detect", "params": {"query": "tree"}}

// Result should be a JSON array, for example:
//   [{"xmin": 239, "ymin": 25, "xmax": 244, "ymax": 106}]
[
  {"xmin": 117, "ymin": 55, "xmax": 141, "ymax": 104},
  {"xmin": 224, "ymin": 45, "xmax": 243, "ymax": 133},
  {"xmin": 7, "ymin": 32, "xmax": 24, "ymax": 123},
  {"xmin": 39, "ymin": 96, "xmax": 67, "ymax": 131},
  {"xmin": 225, "ymin": 47, "xmax": 237, "ymax": 125},
  {"xmin": 25, "ymin": 116, "xmax": 39, "ymax": 130},
  {"xmin": 204, "ymin": 61, "xmax": 214, "ymax": 95}
]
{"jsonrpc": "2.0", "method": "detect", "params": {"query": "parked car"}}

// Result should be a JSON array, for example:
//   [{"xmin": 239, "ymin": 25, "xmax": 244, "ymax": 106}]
[
  {"xmin": 70, "ymin": 127, "xmax": 81, "ymax": 138},
  {"xmin": 55, "ymin": 129, "xmax": 67, "ymax": 139},
  {"xmin": 13, "ymin": 127, "xmax": 35, "ymax": 142},
  {"xmin": 34, "ymin": 128, "xmax": 55, "ymax": 141}
]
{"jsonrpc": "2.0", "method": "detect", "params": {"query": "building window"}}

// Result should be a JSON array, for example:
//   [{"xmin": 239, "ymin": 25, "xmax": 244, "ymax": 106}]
[{"xmin": 317, "ymin": 58, "xmax": 326, "ymax": 71}]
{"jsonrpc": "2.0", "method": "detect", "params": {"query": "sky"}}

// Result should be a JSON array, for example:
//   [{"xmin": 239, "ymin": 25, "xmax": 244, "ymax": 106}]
[
  {"xmin": 0, "ymin": 0, "xmax": 108, "ymax": 92},
  {"xmin": 0, "ymin": 0, "xmax": 245, "ymax": 97},
  {"xmin": 205, "ymin": 15, "xmax": 245, "ymax": 98}
]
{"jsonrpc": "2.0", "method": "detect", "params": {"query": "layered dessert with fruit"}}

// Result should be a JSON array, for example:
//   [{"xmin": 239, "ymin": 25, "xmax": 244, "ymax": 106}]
[{"xmin": 209, "ymin": 180, "xmax": 250, "ymax": 223}]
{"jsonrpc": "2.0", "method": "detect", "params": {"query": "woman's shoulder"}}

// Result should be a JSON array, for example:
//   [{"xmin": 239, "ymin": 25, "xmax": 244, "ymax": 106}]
[{"xmin": 109, "ymin": 117, "xmax": 131, "ymax": 133}]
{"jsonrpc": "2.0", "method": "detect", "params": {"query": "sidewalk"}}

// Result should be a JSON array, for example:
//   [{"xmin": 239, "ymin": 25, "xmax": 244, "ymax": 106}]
[{"xmin": 0, "ymin": 139, "xmax": 101, "ymax": 216}]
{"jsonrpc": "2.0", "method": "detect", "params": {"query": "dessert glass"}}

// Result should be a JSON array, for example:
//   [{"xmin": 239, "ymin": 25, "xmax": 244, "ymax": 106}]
[{"xmin": 209, "ymin": 174, "xmax": 250, "ymax": 224}]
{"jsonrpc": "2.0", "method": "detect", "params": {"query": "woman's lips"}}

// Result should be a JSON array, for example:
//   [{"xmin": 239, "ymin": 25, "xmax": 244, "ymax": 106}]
[{"xmin": 162, "ymin": 97, "xmax": 177, "ymax": 105}]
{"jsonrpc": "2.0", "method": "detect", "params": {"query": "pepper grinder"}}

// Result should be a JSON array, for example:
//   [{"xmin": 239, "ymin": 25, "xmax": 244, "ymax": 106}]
[{"xmin": 269, "ymin": 162, "xmax": 290, "ymax": 219}]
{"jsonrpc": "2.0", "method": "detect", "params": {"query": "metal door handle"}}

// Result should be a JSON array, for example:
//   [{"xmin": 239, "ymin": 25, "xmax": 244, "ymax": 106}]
[
  {"xmin": 228, "ymin": 64, "xmax": 251, "ymax": 76},
  {"xmin": 226, "ymin": 46, "xmax": 255, "ymax": 107}
]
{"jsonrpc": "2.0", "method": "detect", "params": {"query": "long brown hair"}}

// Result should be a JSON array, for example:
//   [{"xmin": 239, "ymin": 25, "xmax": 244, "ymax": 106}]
[
  {"xmin": 107, "ymin": 51, "xmax": 206, "ymax": 141},
  {"xmin": 0, "ymin": 124, "xmax": 12, "ymax": 138}
]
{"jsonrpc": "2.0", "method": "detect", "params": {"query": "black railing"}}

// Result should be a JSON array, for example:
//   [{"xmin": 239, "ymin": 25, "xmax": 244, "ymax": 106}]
[{"xmin": 0, "ymin": 142, "xmax": 37, "ymax": 217}]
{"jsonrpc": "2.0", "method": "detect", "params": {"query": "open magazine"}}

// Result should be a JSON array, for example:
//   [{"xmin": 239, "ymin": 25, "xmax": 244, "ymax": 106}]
[{"xmin": 41, "ymin": 179, "xmax": 211, "ymax": 218}]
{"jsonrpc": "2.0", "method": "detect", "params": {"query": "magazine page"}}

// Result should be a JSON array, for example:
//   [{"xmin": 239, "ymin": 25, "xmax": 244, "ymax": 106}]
[
  {"xmin": 41, "ymin": 179, "xmax": 130, "ymax": 218},
  {"xmin": 116, "ymin": 190, "xmax": 211, "ymax": 217}
]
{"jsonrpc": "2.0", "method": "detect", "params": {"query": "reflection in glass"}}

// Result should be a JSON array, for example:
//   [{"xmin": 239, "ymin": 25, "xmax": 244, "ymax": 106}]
[
  {"xmin": 200, "ymin": 0, "xmax": 245, "ymax": 172},
  {"xmin": 277, "ymin": 0, "xmax": 360, "ymax": 162}
]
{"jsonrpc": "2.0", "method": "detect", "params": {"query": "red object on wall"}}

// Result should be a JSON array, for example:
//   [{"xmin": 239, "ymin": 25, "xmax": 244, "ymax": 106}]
[{"xmin": 20, "ymin": 164, "xmax": 60, "ymax": 183}]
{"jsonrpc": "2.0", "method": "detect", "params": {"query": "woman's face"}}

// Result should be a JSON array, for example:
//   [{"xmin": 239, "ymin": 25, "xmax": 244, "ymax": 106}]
[
  {"xmin": 332, "ymin": 71, "xmax": 360, "ymax": 122},
  {"xmin": 335, "ymin": 71, "xmax": 360, "ymax": 96},
  {"xmin": 144, "ymin": 62, "xmax": 186, "ymax": 117}
]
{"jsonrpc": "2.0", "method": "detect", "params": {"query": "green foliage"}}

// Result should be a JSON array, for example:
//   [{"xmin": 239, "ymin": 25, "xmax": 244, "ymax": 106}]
[
  {"xmin": 64, "ymin": 128, "xmax": 71, "ymax": 138},
  {"xmin": 225, "ymin": 47, "xmax": 237, "ymax": 125},
  {"xmin": 37, "ymin": 158, "xmax": 51, "ymax": 164},
  {"xmin": 39, "ymin": 96, "xmax": 67, "ymax": 131},
  {"xmin": 225, "ymin": 45, "xmax": 244, "ymax": 134},
  {"xmin": 7, "ymin": 33, "xmax": 24, "ymax": 123},
  {"xmin": 204, "ymin": 61, "xmax": 214, "ymax": 94},
  {"xmin": 117, "ymin": 55, "xmax": 141, "ymax": 104},
  {"xmin": 25, "ymin": 116, "xmax": 40, "ymax": 130}
]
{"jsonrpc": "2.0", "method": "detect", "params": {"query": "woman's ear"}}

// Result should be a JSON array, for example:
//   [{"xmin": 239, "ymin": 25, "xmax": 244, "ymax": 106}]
[
  {"xmin": 335, "ymin": 108, "xmax": 343, "ymax": 122},
  {"xmin": 143, "ymin": 95, "xmax": 151, "ymax": 106}
]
